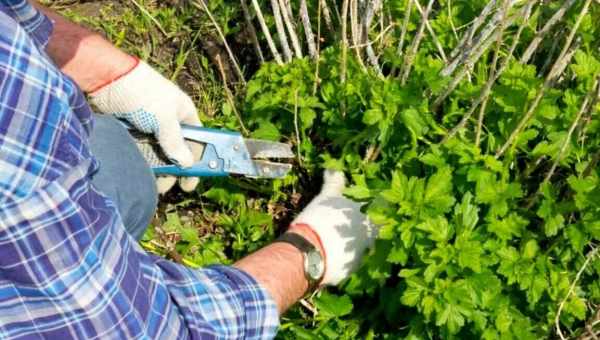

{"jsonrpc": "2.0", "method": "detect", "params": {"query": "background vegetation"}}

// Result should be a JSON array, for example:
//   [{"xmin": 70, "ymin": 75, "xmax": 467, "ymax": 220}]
[{"xmin": 47, "ymin": 0, "xmax": 600, "ymax": 338}]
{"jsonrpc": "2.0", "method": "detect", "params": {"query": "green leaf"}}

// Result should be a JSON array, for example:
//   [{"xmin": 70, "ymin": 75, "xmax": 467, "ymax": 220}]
[
  {"xmin": 495, "ymin": 308, "xmax": 512, "ymax": 333},
  {"xmin": 424, "ymin": 166, "xmax": 456, "ymax": 213},
  {"xmin": 566, "ymin": 225, "xmax": 587, "ymax": 252},
  {"xmin": 417, "ymin": 216, "xmax": 453, "ymax": 243},
  {"xmin": 487, "ymin": 213, "xmax": 528, "ymax": 240},
  {"xmin": 436, "ymin": 303, "xmax": 466, "ymax": 334},
  {"xmin": 299, "ymin": 108, "xmax": 316, "ymax": 129},
  {"xmin": 388, "ymin": 243, "xmax": 408, "ymax": 265},
  {"xmin": 454, "ymin": 192, "xmax": 479, "ymax": 234},
  {"xmin": 565, "ymin": 296, "xmax": 587, "ymax": 320},
  {"xmin": 457, "ymin": 241, "xmax": 483, "ymax": 273},
  {"xmin": 315, "ymin": 292, "xmax": 354, "ymax": 318},
  {"xmin": 401, "ymin": 108, "xmax": 429, "ymax": 138},
  {"xmin": 522, "ymin": 240, "xmax": 539, "ymax": 260},
  {"xmin": 344, "ymin": 185, "xmax": 372, "ymax": 200},
  {"xmin": 399, "ymin": 268, "xmax": 422, "ymax": 278},
  {"xmin": 363, "ymin": 108, "xmax": 383, "ymax": 125},
  {"xmin": 401, "ymin": 286, "xmax": 424, "ymax": 307},
  {"xmin": 251, "ymin": 120, "xmax": 281, "ymax": 140}
]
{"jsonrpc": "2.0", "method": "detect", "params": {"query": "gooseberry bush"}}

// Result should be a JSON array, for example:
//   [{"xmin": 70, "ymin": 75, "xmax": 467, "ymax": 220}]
[{"xmin": 237, "ymin": 0, "xmax": 600, "ymax": 338}]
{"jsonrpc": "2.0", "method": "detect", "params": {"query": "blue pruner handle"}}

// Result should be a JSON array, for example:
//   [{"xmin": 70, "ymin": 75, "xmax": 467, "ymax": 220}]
[{"xmin": 152, "ymin": 143, "xmax": 228, "ymax": 177}]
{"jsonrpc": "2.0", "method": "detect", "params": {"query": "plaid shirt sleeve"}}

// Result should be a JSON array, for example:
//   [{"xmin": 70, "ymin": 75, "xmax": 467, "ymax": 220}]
[{"xmin": 0, "ymin": 2, "xmax": 279, "ymax": 339}]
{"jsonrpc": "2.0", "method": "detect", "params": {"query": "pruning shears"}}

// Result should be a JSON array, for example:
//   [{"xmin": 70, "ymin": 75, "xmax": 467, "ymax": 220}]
[{"xmin": 127, "ymin": 123, "xmax": 294, "ymax": 179}]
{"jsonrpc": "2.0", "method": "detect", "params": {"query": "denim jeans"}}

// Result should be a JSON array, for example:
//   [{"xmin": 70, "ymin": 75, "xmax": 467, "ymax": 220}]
[{"xmin": 89, "ymin": 114, "xmax": 158, "ymax": 240}]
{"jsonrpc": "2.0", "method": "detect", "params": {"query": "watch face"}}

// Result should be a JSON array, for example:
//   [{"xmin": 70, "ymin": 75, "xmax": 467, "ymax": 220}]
[{"xmin": 305, "ymin": 250, "xmax": 325, "ymax": 281}]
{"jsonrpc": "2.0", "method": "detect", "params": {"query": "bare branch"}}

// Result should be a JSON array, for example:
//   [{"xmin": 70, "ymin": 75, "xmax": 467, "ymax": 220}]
[
  {"xmin": 448, "ymin": 0, "xmax": 497, "ymax": 60},
  {"xmin": 556, "ymin": 247, "xmax": 599, "ymax": 340},
  {"xmin": 495, "ymin": 13, "xmax": 586, "ymax": 160},
  {"xmin": 443, "ymin": 1, "xmax": 531, "ymax": 143},
  {"xmin": 341, "ymin": 0, "xmax": 349, "ymax": 84},
  {"xmin": 413, "ymin": 0, "xmax": 448, "ymax": 62},
  {"xmin": 240, "ymin": 0, "xmax": 264, "ymax": 63},
  {"xmin": 215, "ymin": 54, "xmax": 249, "ymax": 135},
  {"xmin": 396, "ymin": 0, "xmax": 414, "ymax": 56},
  {"xmin": 363, "ymin": 0, "xmax": 383, "ymax": 74},
  {"xmin": 278, "ymin": 0, "xmax": 303, "ymax": 58},
  {"xmin": 434, "ymin": 2, "xmax": 533, "ymax": 110},
  {"xmin": 251, "ymin": 0, "xmax": 284, "ymax": 65},
  {"xmin": 300, "ymin": 0, "xmax": 318, "ymax": 59},
  {"xmin": 271, "ymin": 0, "xmax": 293, "ymax": 61},
  {"xmin": 543, "ymin": 77, "xmax": 600, "ymax": 185},
  {"xmin": 320, "ymin": 0, "xmax": 335, "ymax": 34},
  {"xmin": 442, "ymin": 0, "xmax": 520, "ymax": 76},
  {"xmin": 520, "ymin": 0, "xmax": 577, "ymax": 64},
  {"xmin": 400, "ymin": 0, "xmax": 435, "ymax": 85}
]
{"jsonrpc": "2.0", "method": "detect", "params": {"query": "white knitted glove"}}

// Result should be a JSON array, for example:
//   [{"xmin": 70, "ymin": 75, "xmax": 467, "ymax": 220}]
[
  {"xmin": 89, "ymin": 59, "xmax": 203, "ymax": 194},
  {"xmin": 293, "ymin": 170, "xmax": 378, "ymax": 285}
]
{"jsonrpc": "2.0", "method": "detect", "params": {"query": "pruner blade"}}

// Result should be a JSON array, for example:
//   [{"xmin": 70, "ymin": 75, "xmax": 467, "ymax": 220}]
[
  {"xmin": 248, "ymin": 160, "xmax": 293, "ymax": 179},
  {"xmin": 244, "ymin": 139, "xmax": 294, "ymax": 159},
  {"xmin": 126, "ymin": 121, "xmax": 294, "ymax": 179}
]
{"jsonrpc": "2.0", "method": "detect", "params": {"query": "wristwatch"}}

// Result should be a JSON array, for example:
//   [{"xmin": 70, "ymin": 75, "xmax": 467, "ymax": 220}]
[{"xmin": 276, "ymin": 232, "xmax": 325, "ymax": 291}]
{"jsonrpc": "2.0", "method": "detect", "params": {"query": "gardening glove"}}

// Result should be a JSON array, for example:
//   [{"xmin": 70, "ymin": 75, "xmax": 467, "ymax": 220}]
[
  {"xmin": 292, "ymin": 170, "xmax": 378, "ymax": 285},
  {"xmin": 89, "ymin": 58, "xmax": 203, "ymax": 194}
]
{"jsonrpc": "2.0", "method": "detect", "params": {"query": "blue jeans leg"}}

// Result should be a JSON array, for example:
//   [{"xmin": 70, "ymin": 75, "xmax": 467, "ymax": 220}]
[{"xmin": 89, "ymin": 114, "xmax": 158, "ymax": 240}]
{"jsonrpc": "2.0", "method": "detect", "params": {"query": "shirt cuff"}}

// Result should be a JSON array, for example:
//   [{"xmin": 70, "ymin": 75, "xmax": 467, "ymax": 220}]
[{"xmin": 207, "ymin": 265, "xmax": 280, "ymax": 339}]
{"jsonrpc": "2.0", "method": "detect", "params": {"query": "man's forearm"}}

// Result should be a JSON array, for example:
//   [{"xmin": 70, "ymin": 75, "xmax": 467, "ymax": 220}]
[
  {"xmin": 234, "ymin": 224, "xmax": 323, "ymax": 314},
  {"xmin": 34, "ymin": 2, "xmax": 135, "ymax": 92}
]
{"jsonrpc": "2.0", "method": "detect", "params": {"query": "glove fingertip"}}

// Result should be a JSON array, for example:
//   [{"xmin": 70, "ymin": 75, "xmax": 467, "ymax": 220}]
[
  {"xmin": 321, "ymin": 170, "xmax": 346, "ymax": 194},
  {"xmin": 179, "ymin": 177, "xmax": 199, "ymax": 192},
  {"xmin": 157, "ymin": 176, "xmax": 177, "ymax": 194}
]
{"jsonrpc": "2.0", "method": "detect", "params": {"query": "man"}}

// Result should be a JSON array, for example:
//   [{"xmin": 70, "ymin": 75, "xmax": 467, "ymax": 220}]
[{"xmin": 0, "ymin": 1, "xmax": 376, "ymax": 339}]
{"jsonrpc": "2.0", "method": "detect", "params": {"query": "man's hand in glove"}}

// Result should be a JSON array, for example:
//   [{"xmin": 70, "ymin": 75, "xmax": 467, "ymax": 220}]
[
  {"xmin": 89, "ymin": 59, "xmax": 203, "ymax": 194},
  {"xmin": 39, "ymin": 5, "xmax": 202, "ymax": 194}
]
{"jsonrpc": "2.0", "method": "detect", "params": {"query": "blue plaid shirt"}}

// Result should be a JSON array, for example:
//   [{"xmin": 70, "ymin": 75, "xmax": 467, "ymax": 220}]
[{"xmin": 0, "ymin": 1, "xmax": 279, "ymax": 339}]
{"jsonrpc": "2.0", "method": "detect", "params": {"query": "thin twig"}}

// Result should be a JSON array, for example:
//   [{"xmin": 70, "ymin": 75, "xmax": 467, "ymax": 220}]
[
  {"xmin": 396, "ymin": 0, "xmax": 414, "ymax": 56},
  {"xmin": 300, "ymin": 0, "xmax": 318, "ymax": 59},
  {"xmin": 447, "ymin": 0, "xmax": 460, "ymax": 42},
  {"xmin": 413, "ymin": 0, "xmax": 448, "ymax": 62},
  {"xmin": 320, "ymin": 0, "xmax": 335, "ymax": 34},
  {"xmin": 341, "ymin": 0, "xmax": 349, "ymax": 117},
  {"xmin": 271, "ymin": 0, "xmax": 293, "ymax": 62},
  {"xmin": 313, "ymin": 0, "xmax": 322, "ymax": 95},
  {"xmin": 495, "ymin": 41, "xmax": 580, "ymax": 158},
  {"xmin": 520, "ymin": 0, "xmax": 577, "ymax": 64},
  {"xmin": 442, "ymin": 1, "xmax": 533, "ymax": 141},
  {"xmin": 400, "ymin": 0, "xmax": 435, "ymax": 85},
  {"xmin": 543, "ymin": 77, "xmax": 600, "ymax": 186},
  {"xmin": 539, "ymin": 29, "xmax": 563, "ymax": 76},
  {"xmin": 293, "ymin": 89, "xmax": 303, "ymax": 165},
  {"xmin": 476, "ymin": 0, "xmax": 513, "ymax": 146},
  {"xmin": 363, "ymin": 0, "xmax": 383, "ymax": 74},
  {"xmin": 349, "ymin": 24, "xmax": 394, "ymax": 48},
  {"xmin": 556, "ymin": 247, "xmax": 599, "ymax": 340},
  {"xmin": 448, "ymin": 0, "xmax": 497, "ymax": 60},
  {"xmin": 433, "ymin": 1, "xmax": 533, "ymax": 110},
  {"xmin": 130, "ymin": 0, "xmax": 168, "ymax": 37},
  {"xmin": 193, "ymin": 0, "xmax": 246, "ymax": 85},
  {"xmin": 442, "ymin": 0, "xmax": 520, "ymax": 77},
  {"xmin": 240, "ymin": 0, "xmax": 265, "ymax": 63},
  {"xmin": 251, "ymin": 0, "xmax": 283, "ymax": 65},
  {"xmin": 341, "ymin": 0, "xmax": 349, "ymax": 84},
  {"xmin": 215, "ymin": 54, "xmax": 249, "ymax": 135},
  {"xmin": 278, "ymin": 0, "xmax": 303, "ymax": 58},
  {"xmin": 349, "ymin": 0, "xmax": 363, "ymax": 64},
  {"xmin": 496, "ymin": 0, "xmax": 592, "ymax": 158}
]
